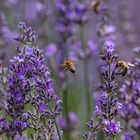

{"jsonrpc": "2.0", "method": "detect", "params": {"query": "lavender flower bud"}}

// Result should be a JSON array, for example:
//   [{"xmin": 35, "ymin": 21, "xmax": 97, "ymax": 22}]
[
  {"xmin": 103, "ymin": 120, "xmax": 122, "ymax": 136},
  {"xmin": 14, "ymin": 22, "xmax": 37, "ymax": 45}
]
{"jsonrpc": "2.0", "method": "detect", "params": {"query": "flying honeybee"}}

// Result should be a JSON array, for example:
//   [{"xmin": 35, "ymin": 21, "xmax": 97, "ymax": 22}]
[
  {"xmin": 91, "ymin": 0, "xmax": 100, "ymax": 14},
  {"xmin": 116, "ymin": 61, "xmax": 135, "ymax": 76},
  {"xmin": 60, "ymin": 59, "xmax": 76, "ymax": 74}
]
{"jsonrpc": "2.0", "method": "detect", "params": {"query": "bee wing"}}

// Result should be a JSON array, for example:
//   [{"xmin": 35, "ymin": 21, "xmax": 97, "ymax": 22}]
[
  {"xmin": 65, "ymin": 58, "xmax": 81, "ymax": 64},
  {"xmin": 70, "ymin": 60, "xmax": 80, "ymax": 64},
  {"xmin": 127, "ymin": 62, "xmax": 135, "ymax": 67},
  {"xmin": 59, "ymin": 64, "xmax": 69, "ymax": 71},
  {"xmin": 59, "ymin": 64, "xmax": 65, "ymax": 68},
  {"xmin": 59, "ymin": 64, "xmax": 65, "ymax": 66}
]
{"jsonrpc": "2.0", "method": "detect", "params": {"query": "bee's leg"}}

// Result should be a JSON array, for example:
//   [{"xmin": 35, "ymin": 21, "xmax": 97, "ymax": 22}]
[{"xmin": 64, "ymin": 66, "xmax": 68, "ymax": 71}]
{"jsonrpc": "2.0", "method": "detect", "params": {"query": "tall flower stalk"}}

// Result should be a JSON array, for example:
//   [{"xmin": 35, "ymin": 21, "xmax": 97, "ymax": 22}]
[
  {"xmin": 84, "ymin": 40, "xmax": 123, "ymax": 140},
  {"xmin": 119, "ymin": 47, "xmax": 140, "ymax": 140},
  {"xmin": 0, "ymin": 22, "xmax": 62, "ymax": 140},
  {"xmin": 97, "ymin": 40, "xmax": 123, "ymax": 137},
  {"xmin": 79, "ymin": 24, "xmax": 92, "ymax": 121}
]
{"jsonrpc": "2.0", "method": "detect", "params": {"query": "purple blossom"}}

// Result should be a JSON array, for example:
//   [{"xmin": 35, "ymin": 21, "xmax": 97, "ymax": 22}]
[
  {"xmin": 69, "ymin": 1, "xmax": 89, "ymax": 24},
  {"xmin": 14, "ymin": 134, "xmax": 28, "ymax": 140},
  {"xmin": 105, "ymin": 40, "xmax": 115, "ymax": 53},
  {"xmin": 58, "ymin": 117, "xmax": 66, "ymax": 129},
  {"xmin": 55, "ymin": 0, "xmax": 75, "ymax": 43},
  {"xmin": 46, "ymin": 43, "xmax": 57, "ymax": 57},
  {"xmin": 96, "ymin": 92, "xmax": 108, "ymax": 106},
  {"xmin": 58, "ymin": 112, "xmax": 78, "ymax": 130},
  {"xmin": 68, "ymin": 112, "xmax": 78, "ymax": 125},
  {"xmin": 103, "ymin": 25, "xmax": 116, "ymax": 35},
  {"xmin": 83, "ymin": 119, "xmax": 99, "ymax": 140},
  {"xmin": 87, "ymin": 40, "xmax": 96, "ymax": 52},
  {"xmin": 0, "ymin": 22, "xmax": 62, "ymax": 139},
  {"xmin": 14, "ymin": 21, "xmax": 37, "ymax": 45},
  {"xmin": 94, "ymin": 105, "xmax": 102, "ymax": 117},
  {"xmin": 103, "ymin": 120, "xmax": 121, "ymax": 136},
  {"xmin": 0, "ymin": 117, "xmax": 8, "ymax": 135},
  {"xmin": 24, "ymin": 1, "xmax": 43, "ymax": 21},
  {"xmin": 121, "ymin": 132, "xmax": 135, "ymax": 140},
  {"xmin": 131, "ymin": 119, "xmax": 140, "ymax": 134},
  {"xmin": 39, "ymin": 102, "xmax": 46, "ymax": 114}
]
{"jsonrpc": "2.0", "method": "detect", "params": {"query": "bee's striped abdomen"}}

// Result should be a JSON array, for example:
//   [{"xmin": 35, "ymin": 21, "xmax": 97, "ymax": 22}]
[{"xmin": 68, "ymin": 63, "xmax": 76, "ymax": 73}]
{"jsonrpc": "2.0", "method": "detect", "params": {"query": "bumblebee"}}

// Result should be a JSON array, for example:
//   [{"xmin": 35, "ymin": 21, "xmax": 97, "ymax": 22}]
[
  {"xmin": 60, "ymin": 59, "xmax": 76, "ymax": 74},
  {"xmin": 91, "ymin": 0, "xmax": 100, "ymax": 14},
  {"xmin": 116, "ymin": 61, "xmax": 135, "ymax": 76}
]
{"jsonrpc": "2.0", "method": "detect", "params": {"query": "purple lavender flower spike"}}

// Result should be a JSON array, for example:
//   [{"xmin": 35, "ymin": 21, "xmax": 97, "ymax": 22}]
[
  {"xmin": 90, "ymin": 40, "xmax": 123, "ymax": 138},
  {"xmin": 118, "ymin": 46, "xmax": 140, "ymax": 138},
  {"xmin": 103, "ymin": 120, "xmax": 121, "ymax": 136},
  {"xmin": 0, "ymin": 22, "xmax": 62, "ymax": 139}
]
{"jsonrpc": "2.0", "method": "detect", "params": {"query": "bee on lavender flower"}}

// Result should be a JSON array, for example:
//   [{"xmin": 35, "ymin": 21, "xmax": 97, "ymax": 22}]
[
  {"xmin": 91, "ymin": 0, "xmax": 100, "ymax": 14},
  {"xmin": 116, "ymin": 61, "xmax": 135, "ymax": 76},
  {"xmin": 60, "ymin": 59, "xmax": 77, "ymax": 74}
]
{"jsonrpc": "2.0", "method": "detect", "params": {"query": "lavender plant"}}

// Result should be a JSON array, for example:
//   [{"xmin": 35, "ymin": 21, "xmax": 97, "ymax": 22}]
[
  {"xmin": 119, "ymin": 47, "xmax": 140, "ymax": 140},
  {"xmin": 0, "ymin": 0, "xmax": 140, "ymax": 140},
  {"xmin": 83, "ymin": 40, "xmax": 123, "ymax": 140},
  {"xmin": 0, "ymin": 22, "xmax": 62, "ymax": 140}
]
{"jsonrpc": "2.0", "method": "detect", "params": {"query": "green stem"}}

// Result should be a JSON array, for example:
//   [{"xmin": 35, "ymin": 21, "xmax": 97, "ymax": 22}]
[
  {"xmin": 79, "ymin": 24, "xmax": 92, "ymax": 120},
  {"xmin": 54, "ymin": 118, "xmax": 62, "ymax": 140},
  {"xmin": 11, "ymin": 136, "xmax": 14, "ymax": 140},
  {"xmin": 125, "ymin": 120, "xmax": 128, "ymax": 131},
  {"xmin": 44, "ymin": 21, "xmax": 50, "ymax": 44},
  {"xmin": 63, "ymin": 88, "xmax": 69, "ymax": 123},
  {"xmin": 62, "ymin": 88, "xmax": 71, "ymax": 140},
  {"xmin": 108, "ymin": 63, "xmax": 112, "ymax": 123},
  {"xmin": 83, "ymin": 59, "xmax": 91, "ymax": 120},
  {"xmin": 113, "ymin": 135, "xmax": 116, "ymax": 140},
  {"xmin": 109, "ymin": 63, "xmax": 111, "ymax": 81},
  {"xmin": 50, "ymin": 103, "xmax": 62, "ymax": 140},
  {"xmin": 61, "ymin": 28, "xmax": 70, "ymax": 139}
]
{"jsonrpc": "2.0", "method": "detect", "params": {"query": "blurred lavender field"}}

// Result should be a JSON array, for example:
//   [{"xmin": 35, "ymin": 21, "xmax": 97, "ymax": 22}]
[{"xmin": 0, "ymin": 0, "xmax": 140, "ymax": 140}]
